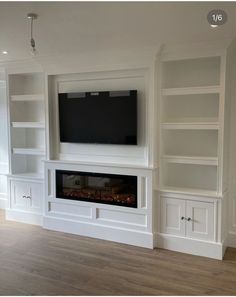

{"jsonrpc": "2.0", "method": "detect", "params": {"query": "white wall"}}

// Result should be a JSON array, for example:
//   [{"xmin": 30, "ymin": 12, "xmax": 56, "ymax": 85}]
[
  {"xmin": 0, "ymin": 71, "xmax": 8, "ymax": 209},
  {"xmin": 224, "ymin": 38, "xmax": 236, "ymax": 248},
  {"xmin": 228, "ymin": 39, "xmax": 236, "ymax": 243}
]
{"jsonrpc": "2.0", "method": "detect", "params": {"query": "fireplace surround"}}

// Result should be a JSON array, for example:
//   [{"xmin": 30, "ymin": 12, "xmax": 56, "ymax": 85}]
[{"xmin": 44, "ymin": 160, "xmax": 154, "ymax": 248}]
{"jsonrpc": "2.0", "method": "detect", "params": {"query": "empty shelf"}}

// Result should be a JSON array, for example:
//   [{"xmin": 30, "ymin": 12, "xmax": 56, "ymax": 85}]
[
  {"xmin": 160, "ymin": 186, "xmax": 219, "ymax": 197},
  {"xmin": 12, "ymin": 148, "xmax": 46, "ymax": 156},
  {"xmin": 161, "ymin": 122, "xmax": 219, "ymax": 130},
  {"xmin": 162, "ymin": 155, "xmax": 218, "ymax": 166},
  {"xmin": 11, "ymin": 94, "xmax": 44, "ymax": 102},
  {"xmin": 162, "ymin": 86, "xmax": 221, "ymax": 96},
  {"xmin": 12, "ymin": 122, "xmax": 45, "ymax": 128}
]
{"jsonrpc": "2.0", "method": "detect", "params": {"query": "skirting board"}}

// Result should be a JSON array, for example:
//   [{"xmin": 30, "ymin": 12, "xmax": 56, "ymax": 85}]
[
  {"xmin": 43, "ymin": 215, "xmax": 154, "ymax": 249},
  {"xmin": 5, "ymin": 209, "xmax": 43, "ymax": 226},
  {"xmin": 0, "ymin": 194, "xmax": 7, "ymax": 209},
  {"xmin": 227, "ymin": 232, "xmax": 236, "ymax": 248},
  {"xmin": 155, "ymin": 233, "xmax": 225, "ymax": 260}
]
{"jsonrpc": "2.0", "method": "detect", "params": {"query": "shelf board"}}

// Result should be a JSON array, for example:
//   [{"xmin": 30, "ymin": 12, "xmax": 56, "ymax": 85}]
[
  {"xmin": 11, "ymin": 94, "xmax": 44, "ymax": 102},
  {"xmin": 160, "ymin": 186, "xmax": 218, "ymax": 197},
  {"xmin": 161, "ymin": 122, "xmax": 219, "ymax": 130},
  {"xmin": 11, "ymin": 122, "xmax": 45, "ymax": 129},
  {"xmin": 12, "ymin": 148, "xmax": 46, "ymax": 156},
  {"xmin": 8, "ymin": 173, "xmax": 44, "ymax": 180},
  {"xmin": 163, "ymin": 117, "xmax": 219, "ymax": 123},
  {"xmin": 162, "ymin": 155, "xmax": 218, "ymax": 166},
  {"xmin": 161, "ymin": 85, "xmax": 221, "ymax": 96}
]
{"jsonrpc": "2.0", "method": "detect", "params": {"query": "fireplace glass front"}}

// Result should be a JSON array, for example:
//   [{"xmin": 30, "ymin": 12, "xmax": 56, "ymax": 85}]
[{"xmin": 56, "ymin": 170, "xmax": 137, "ymax": 208}]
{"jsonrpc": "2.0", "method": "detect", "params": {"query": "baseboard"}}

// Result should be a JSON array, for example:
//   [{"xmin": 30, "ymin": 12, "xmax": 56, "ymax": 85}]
[
  {"xmin": 43, "ymin": 215, "xmax": 154, "ymax": 249},
  {"xmin": 0, "ymin": 194, "xmax": 7, "ymax": 209},
  {"xmin": 227, "ymin": 232, "xmax": 236, "ymax": 248},
  {"xmin": 5, "ymin": 209, "xmax": 43, "ymax": 226},
  {"xmin": 155, "ymin": 233, "xmax": 224, "ymax": 260}
]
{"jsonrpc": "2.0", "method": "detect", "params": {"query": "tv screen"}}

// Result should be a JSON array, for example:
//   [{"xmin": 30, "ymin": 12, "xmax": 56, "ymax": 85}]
[{"xmin": 58, "ymin": 90, "xmax": 137, "ymax": 145}]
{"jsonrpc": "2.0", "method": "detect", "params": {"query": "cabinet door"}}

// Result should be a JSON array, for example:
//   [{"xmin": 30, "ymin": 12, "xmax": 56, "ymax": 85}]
[
  {"xmin": 10, "ymin": 180, "xmax": 29, "ymax": 210},
  {"xmin": 160, "ymin": 197, "xmax": 185, "ymax": 236},
  {"xmin": 28, "ymin": 182, "xmax": 43, "ymax": 213},
  {"xmin": 186, "ymin": 200, "xmax": 214, "ymax": 241}
]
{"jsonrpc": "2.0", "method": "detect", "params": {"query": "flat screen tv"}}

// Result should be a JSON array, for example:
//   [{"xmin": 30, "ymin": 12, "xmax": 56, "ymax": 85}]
[{"xmin": 58, "ymin": 90, "xmax": 137, "ymax": 145}]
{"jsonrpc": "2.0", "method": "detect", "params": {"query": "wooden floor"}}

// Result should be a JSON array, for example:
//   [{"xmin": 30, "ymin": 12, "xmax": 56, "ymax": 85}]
[{"xmin": 1, "ymin": 211, "xmax": 236, "ymax": 296}]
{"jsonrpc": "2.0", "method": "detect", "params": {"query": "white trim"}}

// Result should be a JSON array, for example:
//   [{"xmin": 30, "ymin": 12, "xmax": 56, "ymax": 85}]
[
  {"xmin": 43, "ymin": 215, "xmax": 154, "ymax": 249},
  {"xmin": 161, "ymin": 122, "xmax": 219, "ymax": 130},
  {"xmin": 155, "ymin": 233, "xmax": 225, "ymax": 260},
  {"xmin": 162, "ymin": 155, "xmax": 218, "ymax": 166},
  {"xmin": 162, "ymin": 86, "xmax": 220, "ymax": 96},
  {"xmin": 5, "ymin": 209, "xmax": 43, "ymax": 226},
  {"xmin": 11, "ymin": 122, "xmax": 45, "ymax": 129},
  {"xmin": 159, "ymin": 188, "xmax": 220, "ymax": 199},
  {"xmin": 12, "ymin": 148, "xmax": 46, "ymax": 156},
  {"xmin": 227, "ymin": 232, "xmax": 236, "ymax": 248},
  {"xmin": 11, "ymin": 94, "xmax": 44, "ymax": 102},
  {"xmin": 0, "ymin": 194, "xmax": 7, "ymax": 209}
]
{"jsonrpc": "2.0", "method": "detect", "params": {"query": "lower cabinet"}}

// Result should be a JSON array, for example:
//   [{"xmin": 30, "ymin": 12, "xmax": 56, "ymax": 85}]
[
  {"xmin": 161, "ymin": 197, "xmax": 215, "ymax": 241},
  {"xmin": 9, "ymin": 179, "xmax": 43, "ymax": 214}
]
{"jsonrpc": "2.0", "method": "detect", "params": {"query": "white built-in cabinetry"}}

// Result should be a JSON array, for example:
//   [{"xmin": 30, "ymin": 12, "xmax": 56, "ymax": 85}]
[
  {"xmin": 157, "ymin": 48, "xmax": 230, "ymax": 259},
  {"xmin": 2, "ymin": 41, "xmax": 234, "ymax": 259},
  {"xmin": 160, "ymin": 56, "xmax": 223, "ymax": 195},
  {"xmin": 160, "ymin": 196, "xmax": 214, "ymax": 241},
  {"xmin": 6, "ymin": 71, "xmax": 45, "ymax": 224}
]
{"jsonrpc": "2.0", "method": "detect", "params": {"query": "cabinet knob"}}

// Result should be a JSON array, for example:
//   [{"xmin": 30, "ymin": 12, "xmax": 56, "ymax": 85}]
[
  {"xmin": 181, "ymin": 216, "xmax": 185, "ymax": 220},
  {"xmin": 26, "ymin": 196, "xmax": 31, "ymax": 199},
  {"xmin": 187, "ymin": 217, "xmax": 192, "ymax": 221},
  {"xmin": 22, "ymin": 195, "xmax": 27, "ymax": 199}
]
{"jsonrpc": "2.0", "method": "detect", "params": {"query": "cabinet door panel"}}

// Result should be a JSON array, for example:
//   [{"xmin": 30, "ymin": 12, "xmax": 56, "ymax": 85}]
[
  {"xmin": 161, "ymin": 197, "xmax": 185, "ymax": 236},
  {"xmin": 10, "ymin": 180, "xmax": 29, "ymax": 210},
  {"xmin": 28, "ymin": 182, "xmax": 43, "ymax": 213},
  {"xmin": 186, "ymin": 200, "xmax": 214, "ymax": 241}
]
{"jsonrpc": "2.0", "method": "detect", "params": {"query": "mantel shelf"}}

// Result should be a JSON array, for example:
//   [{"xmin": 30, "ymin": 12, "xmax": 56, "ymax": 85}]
[
  {"xmin": 12, "ymin": 148, "xmax": 46, "ymax": 156},
  {"xmin": 162, "ymin": 155, "xmax": 218, "ymax": 166},
  {"xmin": 11, "ymin": 94, "xmax": 44, "ymax": 102},
  {"xmin": 161, "ymin": 122, "xmax": 219, "ymax": 130},
  {"xmin": 161, "ymin": 85, "xmax": 221, "ymax": 96},
  {"xmin": 11, "ymin": 122, "xmax": 45, "ymax": 129},
  {"xmin": 160, "ymin": 186, "xmax": 219, "ymax": 198}
]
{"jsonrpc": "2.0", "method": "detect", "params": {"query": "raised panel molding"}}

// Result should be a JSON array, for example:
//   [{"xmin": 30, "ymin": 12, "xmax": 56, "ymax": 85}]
[
  {"xmin": 160, "ymin": 197, "xmax": 185, "ymax": 236},
  {"xmin": 186, "ymin": 200, "xmax": 214, "ymax": 241}
]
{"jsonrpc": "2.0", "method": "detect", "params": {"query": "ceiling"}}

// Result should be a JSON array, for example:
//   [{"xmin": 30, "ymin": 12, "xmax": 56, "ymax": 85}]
[{"xmin": 0, "ymin": 1, "xmax": 236, "ymax": 62}]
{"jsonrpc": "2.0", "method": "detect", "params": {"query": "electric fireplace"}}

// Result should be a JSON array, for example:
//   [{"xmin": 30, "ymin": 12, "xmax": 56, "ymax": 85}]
[{"xmin": 56, "ymin": 170, "xmax": 137, "ymax": 208}]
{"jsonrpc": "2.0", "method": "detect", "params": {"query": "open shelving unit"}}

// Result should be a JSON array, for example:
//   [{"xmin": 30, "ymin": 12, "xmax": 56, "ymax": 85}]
[
  {"xmin": 8, "ymin": 72, "xmax": 46, "ymax": 178},
  {"xmin": 160, "ymin": 55, "xmax": 225, "ymax": 196}
]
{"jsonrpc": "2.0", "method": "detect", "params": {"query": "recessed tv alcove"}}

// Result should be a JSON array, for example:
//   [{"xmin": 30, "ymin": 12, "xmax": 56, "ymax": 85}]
[{"xmin": 56, "ymin": 170, "xmax": 137, "ymax": 208}]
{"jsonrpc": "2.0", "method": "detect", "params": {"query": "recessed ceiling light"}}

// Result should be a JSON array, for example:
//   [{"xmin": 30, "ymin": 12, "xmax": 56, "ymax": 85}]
[
  {"xmin": 2, "ymin": 50, "xmax": 8, "ymax": 54},
  {"xmin": 210, "ymin": 24, "xmax": 219, "ymax": 28}
]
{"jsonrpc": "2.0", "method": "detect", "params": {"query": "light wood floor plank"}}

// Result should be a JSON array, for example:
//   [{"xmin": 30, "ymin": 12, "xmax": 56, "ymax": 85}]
[{"xmin": 0, "ymin": 210, "xmax": 236, "ymax": 296}]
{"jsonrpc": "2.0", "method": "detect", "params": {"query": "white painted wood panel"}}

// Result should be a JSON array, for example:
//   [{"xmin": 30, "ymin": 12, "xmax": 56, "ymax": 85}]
[
  {"xmin": 49, "ymin": 202, "xmax": 92, "ymax": 219},
  {"xmin": 160, "ymin": 197, "xmax": 185, "ymax": 236},
  {"xmin": 10, "ymin": 179, "xmax": 43, "ymax": 214},
  {"xmin": 96, "ymin": 208, "xmax": 147, "ymax": 227},
  {"xmin": 29, "ymin": 182, "xmax": 43, "ymax": 213},
  {"xmin": 10, "ymin": 180, "xmax": 29, "ymax": 210},
  {"xmin": 186, "ymin": 200, "xmax": 214, "ymax": 241}
]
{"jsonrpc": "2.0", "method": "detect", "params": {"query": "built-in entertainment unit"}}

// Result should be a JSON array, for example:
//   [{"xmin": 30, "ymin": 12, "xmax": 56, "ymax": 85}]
[{"xmin": 58, "ymin": 90, "xmax": 137, "ymax": 145}]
